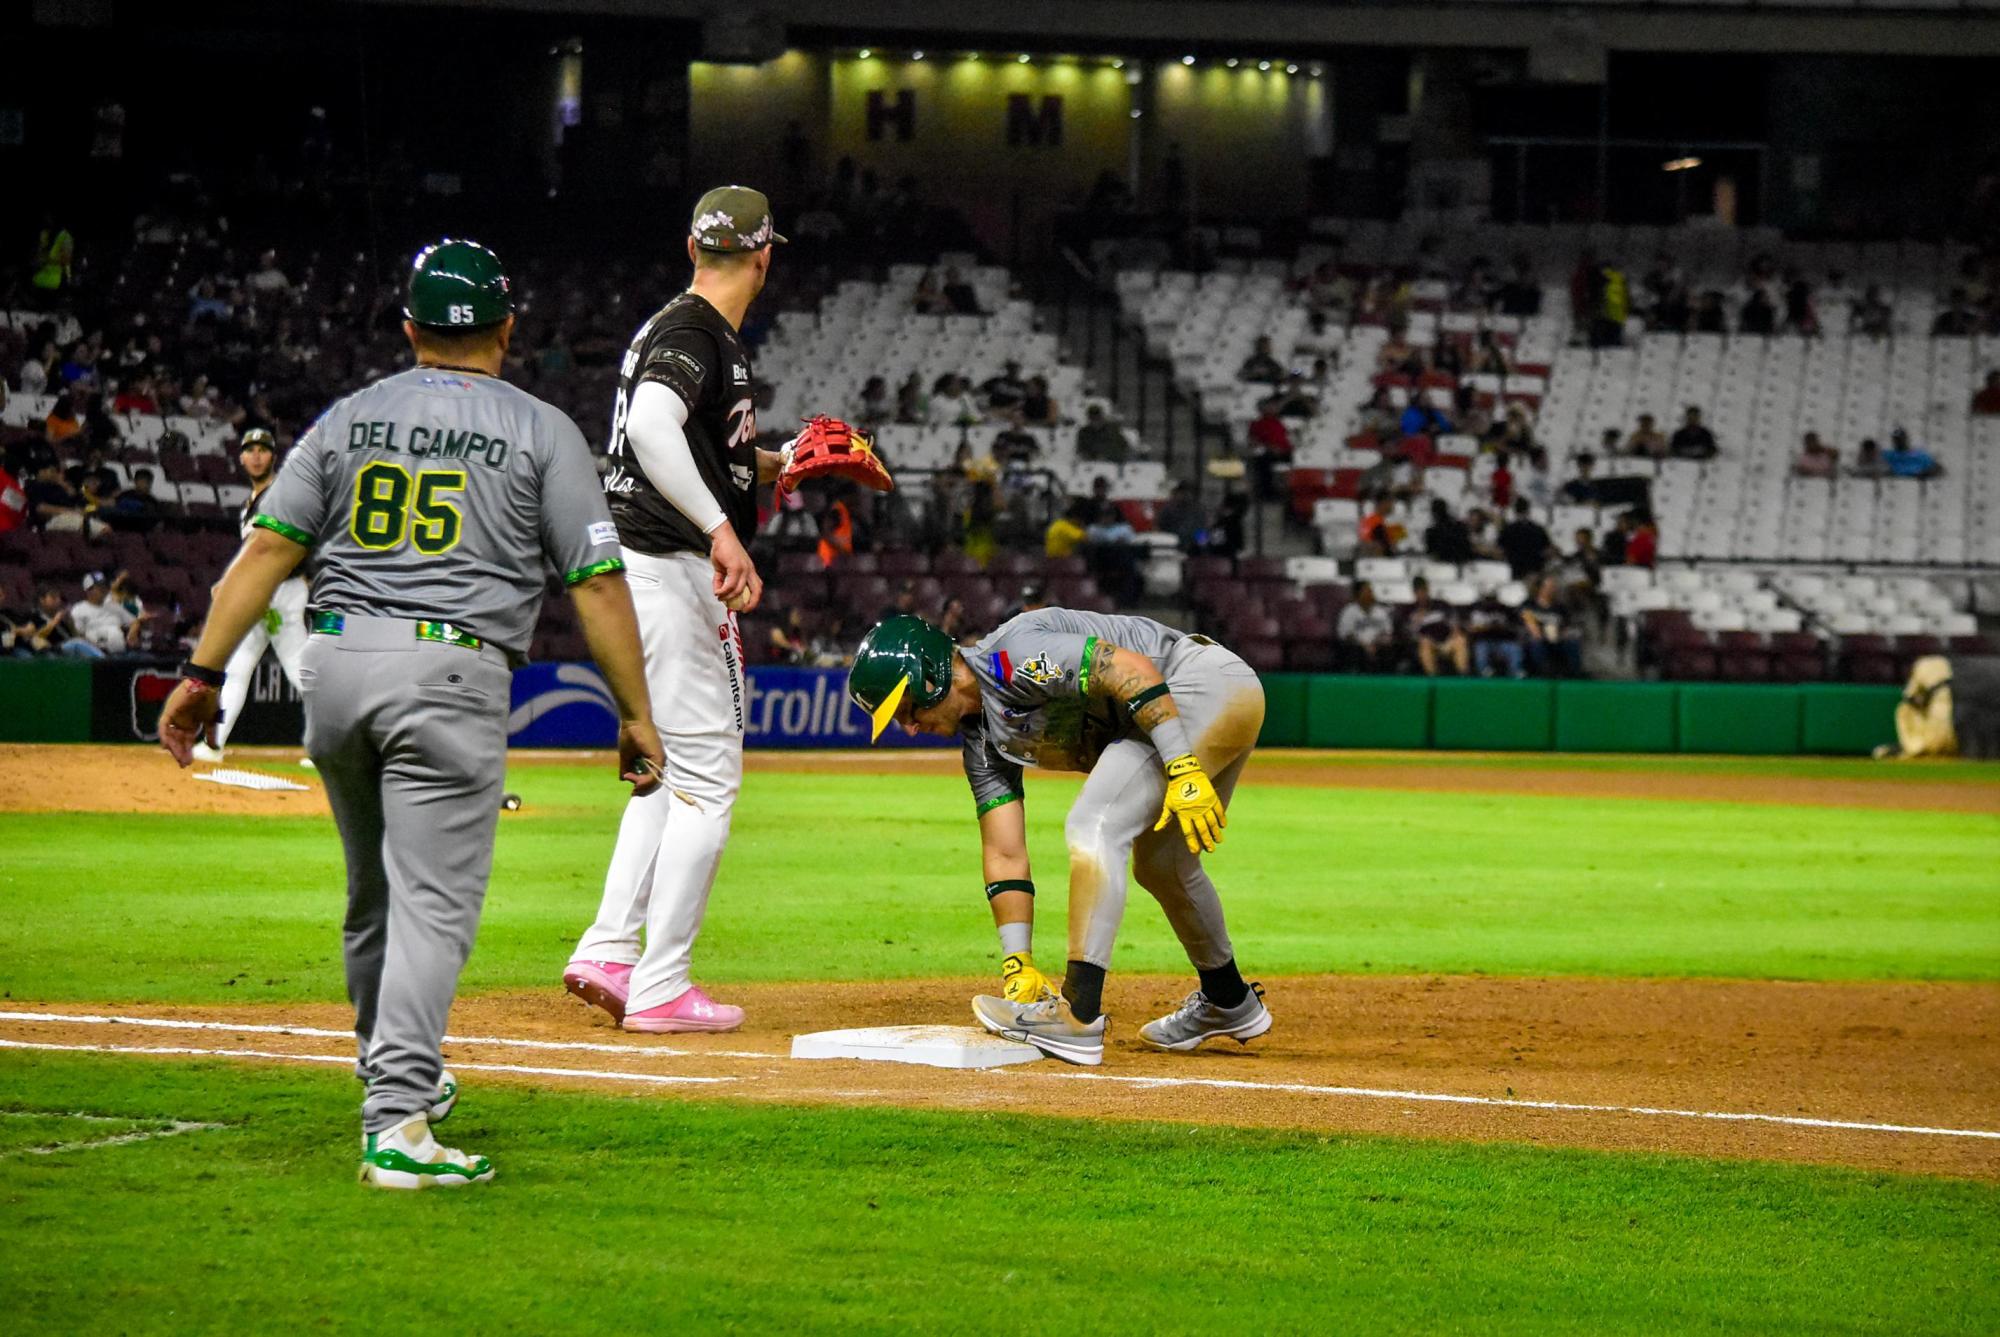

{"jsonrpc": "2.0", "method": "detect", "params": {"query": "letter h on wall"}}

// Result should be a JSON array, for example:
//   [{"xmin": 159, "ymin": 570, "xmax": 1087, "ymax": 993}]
[{"xmin": 866, "ymin": 90, "xmax": 916, "ymax": 142}]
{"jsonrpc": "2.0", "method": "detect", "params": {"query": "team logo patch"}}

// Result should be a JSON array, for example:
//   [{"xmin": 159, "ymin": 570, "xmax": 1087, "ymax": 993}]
[
  {"xmin": 1014, "ymin": 654, "xmax": 1064, "ymax": 687},
  {"xmin": 587, "ymin": 520, "xmax": 618, "ymax": 547},
  {"xmin": 988, "ymin": 651, "xmax": 1013, "ymax": 682}
]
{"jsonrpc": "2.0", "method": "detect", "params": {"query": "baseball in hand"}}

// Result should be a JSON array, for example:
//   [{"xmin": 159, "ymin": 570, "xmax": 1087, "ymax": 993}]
[{"xmin": 724, "ymin": 588, "xmax": 752, "ymax": 612}]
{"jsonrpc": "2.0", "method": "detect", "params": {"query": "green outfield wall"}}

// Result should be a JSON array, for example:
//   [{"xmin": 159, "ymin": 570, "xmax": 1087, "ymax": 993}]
[
  {"xmin": 0, "ymin": 660, "xmax": 1903, "ymax": 755},
  {"xmin": 1255, "ymin": 676, "xmax": 1902, "ymax": 755}
]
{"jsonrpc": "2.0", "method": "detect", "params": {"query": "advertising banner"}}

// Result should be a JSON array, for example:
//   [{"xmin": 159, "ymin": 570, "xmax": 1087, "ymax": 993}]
[{"xmin": 88, "ymin": 653, "xmax": 303, "ymax": 744}]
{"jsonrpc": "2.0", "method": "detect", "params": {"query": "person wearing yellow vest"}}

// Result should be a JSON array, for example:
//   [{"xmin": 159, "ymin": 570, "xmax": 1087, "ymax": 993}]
[{"xmin": 31, "ymin": 216, "xmax": 74, "ymax": 296}]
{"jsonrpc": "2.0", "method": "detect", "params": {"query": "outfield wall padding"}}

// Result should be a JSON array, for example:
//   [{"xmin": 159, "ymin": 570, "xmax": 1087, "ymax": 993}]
[
  {"xmin": 0, "ymin": 659, "xmax": 94, "ymax": 742},
  {"xmin": 1432, "ymin": 678, "xmax": 1555, "ymax": 751},
  {"xmin": 1304, "ymin": 676, "xmax": 1432, "ymax": 749},
  {"xmin": 1553, "ymin": 681, "xmax": 1680, "ymax": 753},
  {"xmin": 1677, "ymin": 684, "xmax": 1804, "ymax": 755},
  {"xmin": 1800, "ymin": 684, "xmax": 1901, "ymax": 755}
]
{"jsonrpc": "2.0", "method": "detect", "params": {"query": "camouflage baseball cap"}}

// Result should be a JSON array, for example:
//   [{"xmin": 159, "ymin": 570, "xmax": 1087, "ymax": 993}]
[{"xmin": 690, "ymin": 185, "xmax": 788, "ymax": 253}]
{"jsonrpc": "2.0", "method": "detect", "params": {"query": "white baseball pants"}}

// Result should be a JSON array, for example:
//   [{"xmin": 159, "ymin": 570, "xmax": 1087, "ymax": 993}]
[
  {"xmin": 216, "ymin": 575, "xmax": 310, "ymax": 747},
  {"xmin": 572, "ymin": 548, "xmax": 745, "ymax": 1013}
]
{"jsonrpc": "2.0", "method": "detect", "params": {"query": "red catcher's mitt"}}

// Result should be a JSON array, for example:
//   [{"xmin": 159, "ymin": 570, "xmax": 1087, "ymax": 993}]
[{"xmin": 776, "ymin": 415, "xmax": 895, "ymax": 498}]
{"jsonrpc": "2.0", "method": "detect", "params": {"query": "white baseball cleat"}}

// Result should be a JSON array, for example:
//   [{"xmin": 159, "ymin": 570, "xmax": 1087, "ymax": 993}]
[{"xmin": 359, "ymin": 1115, "xmax": 493, "ymax": 1190}]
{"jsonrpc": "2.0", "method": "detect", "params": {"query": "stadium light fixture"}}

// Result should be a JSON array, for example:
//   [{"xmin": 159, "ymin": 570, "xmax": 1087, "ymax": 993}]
[
  {"xmin": 1308, "ymin": 62, "xmax": 1324, "ymax": 77},
  {"xmin": 858, "ymin": 48, "xmax": 872, "ymax": 59},
  {"xmin": 1662, "ymin": 156, "xmax": 1702, "ymax": 172},
  {"xmin": 1286, "ymin": 63, "xmax": 1299, "ymax": 75},
  {"xmin": 1110, "ymin": 58, "xmax": 1124, "ymax": 69},
  {"xmin": 1018, "ymin": 53, "xmax": 1031, "ymax": 64},
  {"xmin": 1181, "ymin": 55, "xmax": 1195, "ymax": 66},
  {"xmin": 1225, "ymin": 58, "xmax": 1239, "ymax": 69},
  {"xmin": 1130, "ymin": 109, "xmax": 1143, "ymax": 119},
  {"xmin": 911, "ymin": 50, "xmax": 924, "ymax": 61}
]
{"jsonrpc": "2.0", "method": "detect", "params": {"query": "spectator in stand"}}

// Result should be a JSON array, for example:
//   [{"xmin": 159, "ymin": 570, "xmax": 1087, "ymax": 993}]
[
  {"xmin": 1044, "ymin": 498, "xmax": 1091, "ymax": 559},
  {"xmin": 1020, "ymin": 375, "xmax": 1058, "ymax": 427},
  {"xmin": 1405, "ymin": 577, "xmax": 1469, "ymax": 677},
  {"xmin": 108, "ymin": 466, "xmax": 164, "ymax": 531},
  {"xmin": 1520, "ymin": 445, "xmax": 1555, "ymax": 510},
  {"xmin": 1739, "ymin": 285, "xmax": 1778, "ymax": 336},
  {"xmin": 1269, "ymin": 372, "xmax": 1318, "ymax": 418},
  {"xmin": 1399, "ymin": 397, "xmax": 1452, "ymax": 438},
  {"xmin": 1, "ymin": 581, "xmax": 41, "ymax": 656},
  {"xmin": 1601, "ymin": 512, "xmax": 1630, "ymax": 565},
  {"xmin": 1560, "ymin": 527, "xmax": 1604, "ymax": 609},
  {"xmin": 1623, "ymin": 509, "xmax": 1659, "ymax": 568},
  {"xmin": 1485, "ymin": 402, "xmax": 1535, "ymax": 456},
  {"xmin": 1669, "ymin": 406, "xmax": 1718, "ymax": 460},
  {"xmin": 1247, "ymin": 403, "xmax": 1293, "ymax": 497},
  {"xmin": 1154, "ymin": 481, "xmax": 1203, "ymax": 551},
  {"xmin": 980, "ymin": 360, "xmax": 1028, "ymax": 413},
  {"xmin": 69, "ymin": 571, "xmax": 151, "ymax": 655},
  {"xmin": 1794, "ymin": 431, "xmax": 1838, "ymax": 478},
  {"xmin": 1560, "ymin": 452, "xmax": 1599, "ymax": 504},
  {"xmin": 1210, "ymin": 491, "xmax": 1249, "ymax": 558},
  {"xmin": 1849, "ymin": 437, "xmax": 1888, "ymax": 479},
  {"xmin": 1464, "ymin": 506, "xmax": 1504, "ymax": 562},
  {"xmin": 768, "ymin": 608, "xmax": 812, "ymax": 664},
  {"xmin": 1358, "ymin": 385, "xmax": 1400, "ymax": 439},
  {"xmin": 44, "ymin": 391, "xmax": 82, "ymax": 445},
  {"xmin": 1358, "ymin": 494, "xmax": 1404, "ymax": 556},
  {"xmin": 1237, "ymin": 335, "xmax": 1284, "ymax": 385},
  {"xmin": 1693, "ymin": 291, "xmax": 1728, "ymax": 334},
  {"xmin": 851, "ymin": 376, "xmax": 891, "ymax": 432},
  {"xmin": 1467, "ymin": 589, "xmax": 1525, "ymax": 678},
  {"xmin": 1423, "ymin": 497, "xmax": 1475, "ymax": 565},
  {"xmin": 1932, "ymin": 290, "xmax": 1979, "ymax": 337},
  {"xmin": 1085, "ymin": 506, "xmax": 1143, "ymax": 606},
  {"xmin": 1076, "ymin": 403, "xmax": 1131, "ymax": 464},
  {"xmin": 1973, "ymin": 370, "xmax": 2000, "ymax": 415},
  {"xmin": 1641, "ymin": 252, "xmax": 1690, "ymax": 331},
  {"xmin": 28, "ymin": 588, "xmax": 99, "ymax": 658},
  {"xmin": 878, "ymin": 580, "xmax": 921, "ymax": 625},
  {"xmin": 1883, "ymin": 428, "xmax": 1942, "ymax": 479},
  {"xmin": 992, "ymin": 410, "xmax": 1040, "ymax": 466},
  {"xmin": 1783, "ymin": 269, "xmax": 1819, "ymax": 335},
  {"xmin": 895, "ymin": 372, "xmax": 929, "ymax": 424},
  {"xmin": 1626, "ymin": 413, "xmax": 1667, "ymax": 459},
  {"xmin": 1086, "ymin": 474, "xmax": 1116, "ymax": 523},
  {"xmin": 1521, "ymin": 575, "xmax": 1583, "ymax": 677},
  {"xmin": 1489, "ymin": 454, "xmax": 1515, "ymax": 510},
  {"xmin": 937, "ymin": 596, "xmax": 969, "ymax": 640},
  {"xmin": 911, "ymin": 269, "xmax": 947, "ymax": 315},
  {"xmin": 809, "ymin": 614, "xmax": 854, "ymax": 669},
  {"xmin": 933, "ymin": 373, "xmax": 982, "ymax": 427},
  {"xmin": 112, "ymin": 375, "xmax": 159, "ymax": 415},
  {"xmin": 1494, "ymin": 255, "xmax": 1541, "ymax": 317},
  {"xmin": 941, "ymin": 268, "xmax": 983, "ymax": 316},
  {"xmin": 1853, "ymin": 286, "xmax": 1893, "ymax": 337},
  {"xmin": 1335, "ymin": 580, "xmax": 1396, "ymax": 672},
  {"xmin": 25, "ymin": 460, "xmax": 105, "ymax": 536},
  {"xmin": 1498, "ymin": 498, "xmax": 1553, "ymax": 580},
  {"xmin": 1469, "ymin": 330, "xmax": 1510, "ymax": 377},
  {"xmin": 1377, "ymin": 323, "xmax": 1424, "ymax": 377}
]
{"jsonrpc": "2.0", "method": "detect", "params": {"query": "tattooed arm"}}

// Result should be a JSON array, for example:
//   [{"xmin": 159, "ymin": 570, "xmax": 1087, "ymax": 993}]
[{"xmin": 1083, "ymin": 640, "xmax": 1196, "ymax": 764}]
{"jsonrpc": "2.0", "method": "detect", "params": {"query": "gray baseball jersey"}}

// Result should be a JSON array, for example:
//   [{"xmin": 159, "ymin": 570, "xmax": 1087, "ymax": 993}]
[
  {"xmin": 255, "ymin": 366, "xmax": 622, "ymax": 654},
  {"xmin": 960, "ymin": 609, "xmax": 1191, "ymax": 812}
]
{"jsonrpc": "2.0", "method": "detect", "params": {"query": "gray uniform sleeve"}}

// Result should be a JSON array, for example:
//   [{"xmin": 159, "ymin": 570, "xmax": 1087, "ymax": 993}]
[
  {"xmin": 538, "ymin": 411, "xmax": 626, "ymax": 585},
  {"xmin": 252, "ymin": 419, "xmax": 333, "ymax": 546},
  {"xmin": 984, "ymin": 619, "xmax": 1102, "ymax": 700},
  {"xmin": 963, "ymin": 729, "xmax": 1026, "ymax": 815}
]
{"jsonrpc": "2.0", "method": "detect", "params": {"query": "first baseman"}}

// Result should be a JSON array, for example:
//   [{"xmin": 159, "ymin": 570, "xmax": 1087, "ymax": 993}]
[
  {"xmin": 159, "ymin": 239, "xmax": 665, "ymax": 1189},
  {"xmin": 846, "ymin": 609, "xmax": 1271, "ymax": 1065},
  {"xmin": 564, "ymin": 187, "xmax": 796, "ymax": 1034},
  {"xmin": 192, "ymin": 427, "xmax": 309, "ymax": 763}
]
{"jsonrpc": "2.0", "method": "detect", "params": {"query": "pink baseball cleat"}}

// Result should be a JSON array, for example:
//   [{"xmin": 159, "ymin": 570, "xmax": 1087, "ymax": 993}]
[
  {"xmin": 622, "ymin": 984, "xmax": 744, "ymax": 1034},
  {"xmin": 562, "ymin": 959, "xmax": 634, "ymax": 1024}
]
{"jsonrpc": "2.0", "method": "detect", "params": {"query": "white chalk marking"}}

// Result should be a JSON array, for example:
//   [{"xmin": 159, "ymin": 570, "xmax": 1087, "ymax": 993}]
[
  {"xmin": 1015, "ymin": 1069, "xmax": 2000, "ymax": 1142},
  {"xmin": 0, "ymin": 1011, "xmax": 778, "ymax": 1061},
  {"xmin": 0, "ymin": 1039, "xmax": 738, "ymax": 1087},
  {"xmin": 0, "ymin": 1117, "xmax": 227, "ymax": 1159},
  {"xmin": 4, "ymin": 1010, "xmax": 1995, "ymax": 1145}
]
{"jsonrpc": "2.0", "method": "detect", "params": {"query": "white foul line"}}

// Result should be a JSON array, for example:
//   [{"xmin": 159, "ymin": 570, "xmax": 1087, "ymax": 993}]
[
  {"xmin": 0, "ymin": 1118, "xmax": 227, "ymax": 1159},
  {"xmin": 0, "ymin": 1010, "xmax": 778, "ymax": 1061},
  {"xmin": 0, "ymin": 1039, "xmax": 737, "ymax": 1087},
  {"xmin": 2, "ymin": 1010, "xmax": 1996, "ymax": 1145}
]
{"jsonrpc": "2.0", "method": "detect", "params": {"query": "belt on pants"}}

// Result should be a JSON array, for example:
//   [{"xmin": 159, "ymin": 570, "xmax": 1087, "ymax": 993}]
[{"xmin": 307, "ymin": 610, "xmax": 515, "ymax": 666}]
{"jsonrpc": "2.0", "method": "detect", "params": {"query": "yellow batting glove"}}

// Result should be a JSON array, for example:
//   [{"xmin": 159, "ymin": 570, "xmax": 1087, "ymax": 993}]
[
  {"xmin": 1000, "ymin": 952, "xmax": 1062, "ymax": 1004},
  {"xmin": 1154, "ymin": 754, "xmax": 1226, "ymax": 854}
]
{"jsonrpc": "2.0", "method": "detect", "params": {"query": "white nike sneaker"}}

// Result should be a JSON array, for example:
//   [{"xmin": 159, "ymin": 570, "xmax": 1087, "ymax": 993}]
[{"xmin": 359, "ymin": 1115, "xmax": 493, "ymax": 1190}]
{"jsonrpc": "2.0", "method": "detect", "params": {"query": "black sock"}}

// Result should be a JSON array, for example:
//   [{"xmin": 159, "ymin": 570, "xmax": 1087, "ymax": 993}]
[
  {"xmin": 1198, "ymin": 959, "xmax": 1249, "ymax": 1008},
  {"xmin": 1063, "ymin": 961, "xmax": 1106, "ymax": 1023}
]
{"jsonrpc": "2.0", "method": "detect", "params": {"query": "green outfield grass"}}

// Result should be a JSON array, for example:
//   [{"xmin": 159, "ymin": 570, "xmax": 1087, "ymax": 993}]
[
  {"xmin": 3, "ymin": 763, "xmax": 1996, "ymax": 1002},
  {"xmin": 2, "ymin": 1052, "xmax": 1995, "ymax": 1335}
]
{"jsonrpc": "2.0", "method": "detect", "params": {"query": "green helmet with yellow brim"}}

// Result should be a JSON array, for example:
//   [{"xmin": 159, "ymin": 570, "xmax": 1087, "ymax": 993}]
[{"xmin": 847, "ymin": 615, "xmax": 956, "ymax": 742}]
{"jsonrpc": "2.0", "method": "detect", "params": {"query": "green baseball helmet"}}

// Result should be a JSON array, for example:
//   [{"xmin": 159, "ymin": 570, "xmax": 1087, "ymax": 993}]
[
  {"xmin": 405, "ymin": 238, "xmax": 513, "ymax": 329},
  {"xmin": 848, "ymin": 615, "xmax": 956, "ymax": 742}
]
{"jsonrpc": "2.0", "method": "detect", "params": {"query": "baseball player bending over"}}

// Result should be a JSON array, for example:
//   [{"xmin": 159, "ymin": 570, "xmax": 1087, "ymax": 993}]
[
  {"xmin": 846, "ymin": 609, "xmax": 1272, "ymax": 1066},
  {"xmin": 193, "ymin": 427, "xmax": 309, "ymax": 764},
  {"xmin": 160, "ymin": 239, "xmax": 664, "ymax": 1189}
]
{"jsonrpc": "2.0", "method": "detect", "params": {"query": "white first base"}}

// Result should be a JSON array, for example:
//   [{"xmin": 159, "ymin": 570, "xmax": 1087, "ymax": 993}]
[{"xmin": 790, "ymin": 1025, "xmax": 1042, "ymax": 1069}]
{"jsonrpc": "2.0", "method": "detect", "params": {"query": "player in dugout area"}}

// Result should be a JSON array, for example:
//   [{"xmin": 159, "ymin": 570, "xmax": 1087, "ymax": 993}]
[{"xmin": 845, "ymin": 609, "xmax": 1273, "ymax": 1066}]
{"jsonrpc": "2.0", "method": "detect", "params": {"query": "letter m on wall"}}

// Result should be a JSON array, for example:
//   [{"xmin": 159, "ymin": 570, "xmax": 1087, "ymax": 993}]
[
  {"xmin": 1006, "ymin": 94, "xmax": 1063, "ymax": 147},
  {"xmin": 866, "ymin": 89, "xmax": 916, "ymax": 142}
]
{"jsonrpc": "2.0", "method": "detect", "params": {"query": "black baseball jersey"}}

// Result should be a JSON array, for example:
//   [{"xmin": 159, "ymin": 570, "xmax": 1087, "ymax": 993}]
[{"xmin": 603, "ymin": 291, "xmax": 759, "ymax": 556}]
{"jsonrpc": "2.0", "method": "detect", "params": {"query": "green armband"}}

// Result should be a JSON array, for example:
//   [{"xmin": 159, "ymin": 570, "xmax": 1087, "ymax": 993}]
[
  {"xmin": 1124, "ymin": 683, "xmax": 1171, "ymax": 716},
  {"xmin": 985, "ymin": 879, "xmax": 1035, "ymax": 900}
]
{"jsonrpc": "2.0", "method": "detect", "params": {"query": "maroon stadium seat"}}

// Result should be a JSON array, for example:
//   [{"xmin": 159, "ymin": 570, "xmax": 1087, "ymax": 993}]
[
  {"xmin": 1238, "ymin": 638, "xmax": 1285, "ymax": 673},
  {"xmin": 1665, "ymin": 646, "xmax": 1718, "ymax": 680},
  {"xmin": 873, "ymin": 550, "xmax": 929, "ymax": 579},
  {"xmin": 1717, "ymin": 649, "xmax": 1772, "ymax": 681},
  {"xmin": 1284, "ymin": 641, "xmax": 1337, "ymax": 672},
  {"xmin": 1950, "ymin": 634, "xmax": 1994, "ymax": 656}
]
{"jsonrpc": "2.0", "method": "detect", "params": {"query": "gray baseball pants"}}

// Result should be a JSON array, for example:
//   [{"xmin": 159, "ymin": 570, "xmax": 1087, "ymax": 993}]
[
  {"xmin": 298, "ymin": 614, "xmax": 513, "ymax": 1134},
  {"xmin": 1064, "ymin": 637, "xmax": 1266, "ymax": 971}
]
